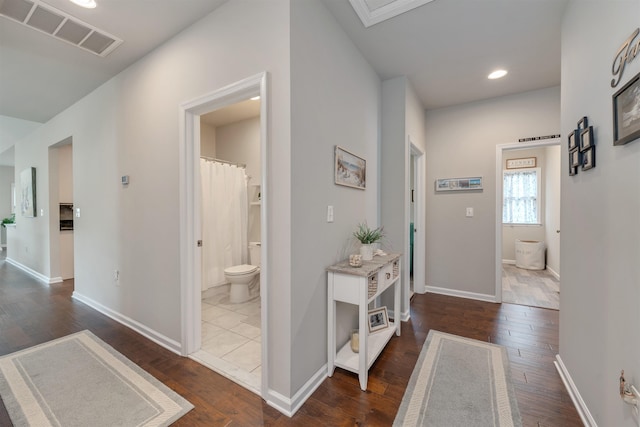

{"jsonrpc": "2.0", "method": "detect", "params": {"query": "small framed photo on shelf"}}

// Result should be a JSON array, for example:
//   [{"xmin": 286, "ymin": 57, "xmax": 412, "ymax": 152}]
[
  {"xmin": 580, "ymin": 126, "xmax": 594, "ymax": 152},
  {"xmin": 582, "ymin": 147, "xmax": 596, "ymax": 171},
  {"xmin": 368, "ymin": 306, "xmax": 389, "ymax": 333},
  {"xmin": 612, "ymin": 71, "xmax": 640, "ymax": 146},
  {"xmin": 568, "ymin": 130, "xmax": 579, "ymax": 151},
  {"xmin": 577, "ymin": 116, "xmax": 589, "ymax": 130},
  {"xmin": 570, "ymin": 149, "xmax": 582, "ymax": 168}
]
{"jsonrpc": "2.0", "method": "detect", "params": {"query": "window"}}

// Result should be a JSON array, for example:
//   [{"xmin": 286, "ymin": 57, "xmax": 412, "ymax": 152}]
[{"xmin": 503, "ymin": 168, "xmax": 541, "ymax": 224}]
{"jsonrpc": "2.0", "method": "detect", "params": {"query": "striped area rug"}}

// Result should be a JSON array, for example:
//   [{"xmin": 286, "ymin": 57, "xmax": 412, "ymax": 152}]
[
  {"xmin": 0, "ymin": 330, "xmax": 193, "ymax": 427},
  {"xmin": 394, "ymin": 330, "xmax": 522, "ymax": 427}
]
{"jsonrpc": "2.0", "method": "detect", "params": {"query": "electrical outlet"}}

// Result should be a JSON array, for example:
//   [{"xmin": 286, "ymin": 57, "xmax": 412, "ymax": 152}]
[
  {"xmin": 327, "ymin": 205, "xmax": 334, "ymax": 223},
  {"xmin": 114, "ymin": 270, "xmax": 120, "ymax": 285}
]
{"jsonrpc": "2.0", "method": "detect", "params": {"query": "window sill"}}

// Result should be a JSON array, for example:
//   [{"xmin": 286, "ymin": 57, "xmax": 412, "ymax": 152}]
[{"xmin": 502, "ymin": 223, "xmax": 542, "ymax": 227}]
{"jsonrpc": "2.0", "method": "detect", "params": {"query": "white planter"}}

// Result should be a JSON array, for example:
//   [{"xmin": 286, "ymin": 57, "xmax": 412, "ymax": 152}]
[{"xmin": 360, "ymin": 244, "xmax": 374, "ymax": 261}]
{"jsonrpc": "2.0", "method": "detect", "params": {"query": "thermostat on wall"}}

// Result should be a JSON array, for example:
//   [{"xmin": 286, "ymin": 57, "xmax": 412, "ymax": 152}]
[{"xmin": 121, "ymin": 175, "xmax": 129, "ymax": 185}]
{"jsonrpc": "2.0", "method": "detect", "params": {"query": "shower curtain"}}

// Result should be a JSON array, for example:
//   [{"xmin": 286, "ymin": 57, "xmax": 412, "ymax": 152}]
[{"xmin": 201, "ymin": 159, "xmax": 248, "ymax": 290}]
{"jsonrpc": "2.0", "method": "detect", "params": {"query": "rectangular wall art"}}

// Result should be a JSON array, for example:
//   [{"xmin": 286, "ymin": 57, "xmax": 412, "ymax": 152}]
[
  {"xmin": 20, "ymin": 167, "xmax": 36, "ymax": 217},
  {"xmin": 613, "ymin": 71, "xmax": 640, "ymax": 146},
  {"xmin": 435, "ymin": 177, "xmax": 483, "ymax": 192},
  {"xmin": 335, "ymin": 146, "xmax": 366, "ymax": 190}
]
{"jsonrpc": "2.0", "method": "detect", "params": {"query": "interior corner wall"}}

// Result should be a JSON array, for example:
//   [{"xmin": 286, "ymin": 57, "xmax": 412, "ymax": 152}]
[
  {"xmin": 424, "ymin": 86, "xmax": 560, "ymax": 297},
  {"xmin": 560, "ymin": 1, "xmax": 639, "ymax": 425},
  {"xmin": 381, "ymin": 77, "xmax": 427, "ymax": 312},
  {"xmin": 11, "ymin": 0, "xmax": 293, "ymax": 398},
  {"xmin": 290, "ymin": 0, "xmax": 380, "ymax": 393},
  {"xmin": 0, "ymin": 115, "xmax": 41, "ymax": 155}
]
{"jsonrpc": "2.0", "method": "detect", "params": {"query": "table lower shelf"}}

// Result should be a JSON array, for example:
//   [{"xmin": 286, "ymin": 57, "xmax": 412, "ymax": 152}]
[{"xmin": 334, "ymin": 321, "xmax": 397, "ymax": 373}]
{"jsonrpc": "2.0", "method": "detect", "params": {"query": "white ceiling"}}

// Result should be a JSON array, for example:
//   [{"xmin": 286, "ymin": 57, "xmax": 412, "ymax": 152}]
[{"xmin": 0, "ymin": 0, "xmax": 567, "ymax": 125}]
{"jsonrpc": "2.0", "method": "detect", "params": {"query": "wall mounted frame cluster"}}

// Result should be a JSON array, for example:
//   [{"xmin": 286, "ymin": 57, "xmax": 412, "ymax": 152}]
[{"xmin": 568, "ymin": 117, "xmax": 596, "ymax": 175}]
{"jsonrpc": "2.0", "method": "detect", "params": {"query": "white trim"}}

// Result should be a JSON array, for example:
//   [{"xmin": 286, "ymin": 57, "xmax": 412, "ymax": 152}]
[
  {"xmin": 265, "ymin": 364, "xmax": 327, "ymax": 417},
  {"xmin": 5, "ymin": 258, "xmax": 61, "ymax": 284},
  {"xmin": 426, "ymin": 285, "xmax": 497, "ymax": 303},
  {"xmin": 179, "ymin": 72, "xmax": 270, "ymax": 400},
  {"xmin": 349, "ymin": 0, "xmax": 435, "ymax": 28},
  {"xmin": 554, "ymin": 355, "xmax": 597, "ymax": 427},
  {"xmin": 409, "ymin": 139, "xmax": 426, "ymax": 297},
  {"xmin": 387, "ymin": 308, "xmax": 411, "ymax": 322},
  {"xmin": 502, "ymin": 259, "xmax": 516, "ymax": 265},
  {"xmin": 495, "ymin": 138, "xmax": 561, "ymax": 303},
  {"xmin": 547, "ymin": 265, "xmax": 560, "ymax": 280},
  {"xmin": 71, "ymin": 291, "xmax": 182, "ymax": 355}
]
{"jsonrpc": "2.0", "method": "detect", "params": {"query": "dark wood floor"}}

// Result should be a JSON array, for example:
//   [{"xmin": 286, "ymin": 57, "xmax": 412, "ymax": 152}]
[{"xmin": 0, "ymin": 256, "xmax": 581, "ymax": 426}]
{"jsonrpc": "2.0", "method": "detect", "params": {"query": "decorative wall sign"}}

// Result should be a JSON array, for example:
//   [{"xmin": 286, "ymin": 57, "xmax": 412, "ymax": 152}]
[
  {"xmin": 518, "ymin": 134, "xmax": 561, "ymax": 142},
  {"xmin": 612, "ymin": 70, "xmax": 640, "ymax": 146},
  {"xmin": 20, "ymin": 167, "xmax": 36, "ymax": 217},
  {"xmin": 506, "ymin": 157, "xmax": 536, "ymax": 169},
  {"xmin": 335, "ymin": 146, "xmax": 366, "ymax": 190},
  {"xmin": 435, "ymin": 177, "xmax": 483, "ymax": 192},
  {"xmin": 611, "ymin": 28, "xmax": 640, "ymax": 88}
]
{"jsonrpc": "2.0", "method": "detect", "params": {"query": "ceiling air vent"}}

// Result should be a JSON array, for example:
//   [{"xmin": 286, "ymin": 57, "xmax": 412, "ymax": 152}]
[{"xmin": 0, "ymin": 0, "xmax": 122, "ymax": 56}]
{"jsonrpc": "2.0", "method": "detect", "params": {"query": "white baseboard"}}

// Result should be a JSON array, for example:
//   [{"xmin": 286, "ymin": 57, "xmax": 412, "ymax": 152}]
[
  {"xmin": 425, "ymin": 285, "xmax": 497, "ymax": 303},
  {"xmin": 5, "ymin": 258, "xmax": 61, "ymax": 284},
  {"xmin": 554, "ymin": 354, "xmax": 597, "ymax": 427},
  {"xmin": 388, "ymin": 309, "xmax": 411, "ymax": 322},
  {"xmin": 72, "ymin": 291, "xmax": 182, "ymax": 355},
  {"xmin": 265, "ymin": 364, "xmax": 327, "ymax": 417},
  {"xmin": 547, "ymin": 266, "xmax": 560, "ymax": 280},
  {"xmin": 502, "ymin": 259, "xmax": 516, "ymax": 265}
]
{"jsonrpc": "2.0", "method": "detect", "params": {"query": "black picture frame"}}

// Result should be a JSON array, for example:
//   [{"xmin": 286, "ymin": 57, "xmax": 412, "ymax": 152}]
[
  {"xmin": 580, "ymin": 126, "xmax": 594, "ymax": 152},
  {"xmin": 613, "ymin": 71, "xmax": 640, "ymax": 146},
  {"xmin": 582, "ymin": 147, "xmax": 596, "ymax": 171},
  {"xmin": 568, "ymin": 129, "xmax": 579, "ymax": 151},
  {"xmin": 577, "ymin": 116, "xmax": 589, "ymax": 130},
  {"xmin": 570, "ymin": 148, "xmax": 582, "ymax": 168}
]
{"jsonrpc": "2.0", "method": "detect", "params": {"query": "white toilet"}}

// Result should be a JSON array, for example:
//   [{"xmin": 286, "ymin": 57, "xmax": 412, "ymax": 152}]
[{"xmin": 224, "ymin": 242, "xmax": 261, "ymax": 304}]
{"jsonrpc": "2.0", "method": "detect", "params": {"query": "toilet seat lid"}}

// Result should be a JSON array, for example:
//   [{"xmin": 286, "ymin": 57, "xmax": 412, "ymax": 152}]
[{"xmin": 224, "ymin": 264, "xmax": 258, "ymax": 276}]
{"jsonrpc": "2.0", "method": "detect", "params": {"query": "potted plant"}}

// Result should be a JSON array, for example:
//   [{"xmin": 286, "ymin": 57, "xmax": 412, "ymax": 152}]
[
  {"xmin": 1, "ymin": 214, "xmax": 15, "ymax": 228},
  {"xmin": 353, "ymin": 222, "xmax": 384, "ymax": 261}
]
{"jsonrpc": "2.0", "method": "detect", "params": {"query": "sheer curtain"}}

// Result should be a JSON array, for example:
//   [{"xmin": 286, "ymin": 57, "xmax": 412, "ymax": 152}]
[
  {"xmin": 200, "ymin": 160, "xmax": 248, "ymax": 290},
  {"xmin": 503, "ymin": 170, "xmax": 538, "ymax": 224}
]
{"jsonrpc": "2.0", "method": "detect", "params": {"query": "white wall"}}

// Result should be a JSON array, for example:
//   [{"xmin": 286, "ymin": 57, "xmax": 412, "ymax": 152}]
[
  {"xmin": 560, "ymin": 1, "xmax": 639, "ymax": 425},
  {"xmin": 0, "ymin": 166, "xmax": 14, "ymax": 247},
  {"xmin": 290, "ymin": 0, "xmax": 381, "ymax": 393},
  {"xmin": 11, "ymin": 0, "xmax": 294, "ymax": 400},
  {"xmin": 200, "ymin": 122, "xmax": 216, "ymax": 158},
  {"xmin": 424, "ymin": 87, "xmax": 560, "ymax": 298},
  {"xmin": 0, "ymin": 115, "xmax": 41, "ymax": 155},
  {"xmin": 215, "ymin": 116, "xmax": 261, "ymax": 243}
]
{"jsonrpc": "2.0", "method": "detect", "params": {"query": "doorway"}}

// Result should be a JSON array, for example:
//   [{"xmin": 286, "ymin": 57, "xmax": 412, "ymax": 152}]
[
  {"xmin": 495, "ymin": 139, "xmax": 561, "ymax": 309},
  {"xmin": 48, "ymin": 138, "xmax": 75, "ymax": 284},
  {"xmin": 179, "ymin": 73, "xmax": 269, "ymax": 397},
  {"xmin": 405, "ymin": 138, "xmax": 425, "ymax": 318}
]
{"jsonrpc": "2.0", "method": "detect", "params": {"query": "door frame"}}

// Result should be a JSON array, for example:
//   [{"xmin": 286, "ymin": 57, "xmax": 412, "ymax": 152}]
[
  {"xmin": 179, "ymin": 72, "xmax": 269, "ymax": 396},
  {"xmin": 408, "ymin": 139, "xmax": 425, "ymax": 296},
  {"xmin": 494, "ymin": 137, "xmax": 560, "ymax": 302}
]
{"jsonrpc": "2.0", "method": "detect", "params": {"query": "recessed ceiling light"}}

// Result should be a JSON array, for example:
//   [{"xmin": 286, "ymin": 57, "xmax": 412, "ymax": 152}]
[
  {"xmin": 488, "ymin": 69, "xmax": 508, "ymax": 80},
  {"xmin": 250, "ymin": 96, "xmax": 260, "ymax": 101},
  {"xmin": 69, "ymin": 0, "xmax": 97, "ymax": 9}
]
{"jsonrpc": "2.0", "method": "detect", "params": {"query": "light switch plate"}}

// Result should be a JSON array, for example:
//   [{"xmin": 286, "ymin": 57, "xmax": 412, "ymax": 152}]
[{"xmin": 466, "ymin": 207, "xmax": 474, "ymax": 217}]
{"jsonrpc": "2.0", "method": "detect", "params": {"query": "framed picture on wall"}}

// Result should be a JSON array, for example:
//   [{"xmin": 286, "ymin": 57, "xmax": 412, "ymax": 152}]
[
  {"xmin": 20, "ymin": 167, "xmax": 36, "ymax": 218},
  {"xmin": 613, "ymin": 70, "xmax": 640, "ymax": 146},
  {"xmin": 582, "ymin": 147, "xmax": 596, "ymax": 171},
  {"xmin": 580, "ymin": 126, "xmax": 594, "ymax": 152},
  {"xmin": 570, "ymin": 149, "xmax": 581, "ymax": 168},
  {"xmin": 577, "ymin": 116, "xmax": 589, "ymax": 130},
  {"xmin": 568, "ymin": 129, "xmax": 579, "ymax": 151},
  {"xmin": 335, "ymin": 146, "xmax": 366, "ymax": 190}
]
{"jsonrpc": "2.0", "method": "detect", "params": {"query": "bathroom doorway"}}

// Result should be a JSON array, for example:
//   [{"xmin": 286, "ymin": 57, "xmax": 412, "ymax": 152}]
[
  {"xmin": 179, "ymin": 73, "xmax": 268, "ymax": 397},
  {"xmin": 495, "ymin": 138, "xmax": 561, "ymax": 309}
]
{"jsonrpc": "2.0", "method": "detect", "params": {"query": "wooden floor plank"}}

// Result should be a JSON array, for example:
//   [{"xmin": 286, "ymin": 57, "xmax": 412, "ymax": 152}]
[{"xmin": 0, "ymin": 257, "xmax": 581, "ymax": 426}]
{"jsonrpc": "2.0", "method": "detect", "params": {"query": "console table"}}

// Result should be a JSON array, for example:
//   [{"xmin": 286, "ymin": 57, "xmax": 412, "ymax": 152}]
[{"xmin": 327, "ymin": 253, "xmax": 401, "ymax": 390}]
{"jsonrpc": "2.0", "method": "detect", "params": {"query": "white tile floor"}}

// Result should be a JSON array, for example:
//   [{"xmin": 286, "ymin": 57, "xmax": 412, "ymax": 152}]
[{"xmin": 190, "ymin": 288, "xmax": 262, "ymax": 394}]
